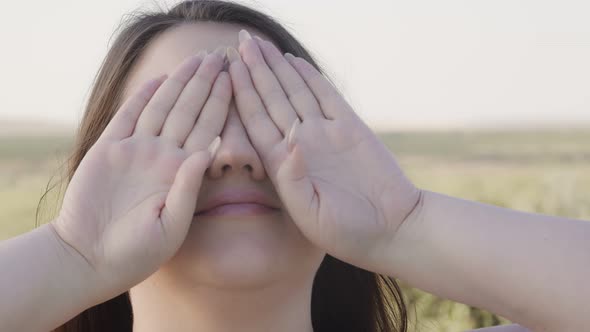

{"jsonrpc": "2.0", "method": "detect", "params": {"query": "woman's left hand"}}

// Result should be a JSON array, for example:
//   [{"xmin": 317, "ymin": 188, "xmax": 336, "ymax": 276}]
[{"xmin": 227, "ymin": 29, "xmax": 422, "ymax": 271}]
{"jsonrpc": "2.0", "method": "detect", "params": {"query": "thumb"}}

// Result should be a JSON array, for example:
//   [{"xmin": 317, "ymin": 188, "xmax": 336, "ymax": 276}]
[
  {"xmin": 160, "ymin": 137, "xmax": 221, "ymax": 244},
  {"xmin": 276, "ymin": 136, "xmax": 318, "ymax": 229}
]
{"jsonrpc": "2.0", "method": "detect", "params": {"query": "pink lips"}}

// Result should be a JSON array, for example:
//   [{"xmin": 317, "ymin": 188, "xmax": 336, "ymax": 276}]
[
  {"xmin": 194, "ymin": 188, "xmax": 280, "ymax": 218},
  {"xmin": 195, "ymin": 203, "xmax": 279, "ymax": 217}
]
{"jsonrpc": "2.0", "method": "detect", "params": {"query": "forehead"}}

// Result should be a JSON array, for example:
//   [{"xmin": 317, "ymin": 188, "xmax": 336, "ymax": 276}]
[{"xmin": 122, "ymin": 22, "xmax": 268, "ymax": 99}]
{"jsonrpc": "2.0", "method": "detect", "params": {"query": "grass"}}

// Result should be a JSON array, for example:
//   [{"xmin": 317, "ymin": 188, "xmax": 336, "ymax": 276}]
[{"xmin": 1, "ymin": 130, "xmax": 589, "ymax": 331}]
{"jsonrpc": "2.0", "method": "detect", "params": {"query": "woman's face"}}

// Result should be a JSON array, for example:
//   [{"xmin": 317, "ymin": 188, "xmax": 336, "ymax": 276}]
[{"xmin": 122, "ymin": 22, "xmax": 326, "ymax": 289}]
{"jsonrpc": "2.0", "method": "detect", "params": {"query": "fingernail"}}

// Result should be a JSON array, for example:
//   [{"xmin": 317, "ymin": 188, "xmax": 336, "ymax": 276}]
[
  {"xmin": 253, "ymin": 35, "xmax": 263, "ymax": 41},
  {"xmin": 207, "ymin": 136, "xmax": 222, "ymax": 159},
  {"xmin": 226, "ymin": 47, "xmax": 241, "ymax": 63},
  {"xmin": 239, "ymin": 29, "xmax": 252, "ymax": 43},
  {"xmin": 196, "ymin": 50, "xmax": 208, "ymax": 59},
  {"xmin": 287, "ymin": 118, "xmax": 301, "ymax": 152},
  {"xmin": 284, "ymin": 53, "xmax": 296, "ymax": 61},
  {"xmin": 213, "ymin": 46, "xmax": 227, "ymax": 60}
]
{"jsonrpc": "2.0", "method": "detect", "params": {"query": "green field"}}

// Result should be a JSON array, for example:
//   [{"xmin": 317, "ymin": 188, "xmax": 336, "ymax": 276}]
[{"xmin": 1, "ymin": 130, "xmax": 589, "ymax": 331}]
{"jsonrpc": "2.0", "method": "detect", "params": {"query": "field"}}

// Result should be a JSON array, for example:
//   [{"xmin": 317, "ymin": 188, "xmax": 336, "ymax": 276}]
[{"xmin": 1, "ymin": 130, "xmax": 589, "ymax": 331}]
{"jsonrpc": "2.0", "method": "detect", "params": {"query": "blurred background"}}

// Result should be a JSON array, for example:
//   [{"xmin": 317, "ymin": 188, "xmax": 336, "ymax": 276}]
[{"xmin": 0, "ymin": 0, "xmax": 588, "ymax": 331}]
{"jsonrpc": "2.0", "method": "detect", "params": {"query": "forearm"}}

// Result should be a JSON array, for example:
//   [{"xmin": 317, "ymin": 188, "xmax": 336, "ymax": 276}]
[
  {"xmin": 467, "ymin": 324, "xmax": 532, "ymax": 332},
  {"xmin": 0, "ymin": 222, "xmax": 101, "ymax": 331},
  {"xmin": 378, "ymin": 190, "xmax": 590, "ymax": 332}
]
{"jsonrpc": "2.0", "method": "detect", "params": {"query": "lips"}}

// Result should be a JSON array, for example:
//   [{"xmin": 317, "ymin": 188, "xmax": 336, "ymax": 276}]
[{"xmin": 194, "ymin": 188, "xmax": 280, "ymax": 216}]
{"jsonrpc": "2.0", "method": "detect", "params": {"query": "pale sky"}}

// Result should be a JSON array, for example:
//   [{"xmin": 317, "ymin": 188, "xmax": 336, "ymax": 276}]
[{"xmin": 1, "ymin": 0, "xmax": 589, "ymax": 132}]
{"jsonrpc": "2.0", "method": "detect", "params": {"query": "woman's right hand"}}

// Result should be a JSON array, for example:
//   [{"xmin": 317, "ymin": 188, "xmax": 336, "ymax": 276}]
[{"xmin": 50, "ymin": 47, "xmax": 231, "ymax": 298}]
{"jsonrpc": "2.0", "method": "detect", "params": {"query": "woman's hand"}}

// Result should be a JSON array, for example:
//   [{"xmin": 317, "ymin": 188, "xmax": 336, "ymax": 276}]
[
  {"xmin": 228, "ymin": 30, "xmax": 422, "ymax": 271},
  {"xmin": 51, "ymin": 48, "xmax": 231, "ymax": 296}
]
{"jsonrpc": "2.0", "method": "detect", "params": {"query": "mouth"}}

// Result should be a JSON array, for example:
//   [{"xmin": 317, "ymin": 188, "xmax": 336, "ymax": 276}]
[{"xmin": 194, "ymin": 203, "xmax": 281, "ymax": 218}]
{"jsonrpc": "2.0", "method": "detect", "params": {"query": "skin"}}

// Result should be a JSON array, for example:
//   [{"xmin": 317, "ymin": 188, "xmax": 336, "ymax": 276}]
[
  {"xmin": 0, "ymin": 17, "xmax": 587, "ymax": 332},
  {"xmin": 128, "ymin": 23, "xmax": 588, "ymax": 332},
  {"xmin": 123, "ymin": 22, "xmax": 324, "ymax": 332}
]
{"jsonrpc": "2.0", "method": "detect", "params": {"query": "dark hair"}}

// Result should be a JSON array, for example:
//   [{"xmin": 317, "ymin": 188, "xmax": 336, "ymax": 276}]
[{"xmin": 50, "ymin": 1, "xmax": 408, "ymax": 331}]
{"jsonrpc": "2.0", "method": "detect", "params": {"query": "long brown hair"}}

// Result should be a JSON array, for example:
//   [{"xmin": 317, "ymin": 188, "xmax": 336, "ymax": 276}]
[{"xmin": 47, "ymin": 1, "xmax": 409, "ymax": 331}]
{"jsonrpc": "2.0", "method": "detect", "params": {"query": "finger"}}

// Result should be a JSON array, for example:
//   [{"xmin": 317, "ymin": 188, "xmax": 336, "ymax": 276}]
[
  {"xmin": 275, "ymin": 143, "xmax": 317, "ymax": 228},
  {"xmin": 183, "ymin": 71, "xmax": 232, "ymax": 153},
  {"xmin": 134, "ymin": 51, "xmax": 206, "ymax": 136},
  {"xmin": 254, "ymin": 36, "xmax": 323, "ymax": 121},
  {"xmin": 159, "ymin": 144, "xmax": 217, "ymax": 245},
  {"xmin": 101, "ymin": 74, "xmax": 167, "ymax": 141},
  {"xmin": 227, "ymin": 46, "xmax": 283, "ymax": 157},
  {"xmin": 238, "ymin": 29, "xmax": 299, "ymax": 136},
  {"xmin": 160, "ymin": 47, "xmax": 227, "ymax": 147},
  {"xmin": 284, "ymin": 53, "xmax": 351, "ymax": 120}
]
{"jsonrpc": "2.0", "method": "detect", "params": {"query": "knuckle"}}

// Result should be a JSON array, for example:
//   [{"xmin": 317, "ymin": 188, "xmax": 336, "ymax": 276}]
[
  {"xmin": 314, "ymin": 80, "xmax": 339, "ymax": 102},
  {"xmin": 116, "ymin": 108, "xmax": 135, "ymax": 124},
  {"xmin": 144, "ymin": 97, "xmax": 169, "ymax": 114},
  {"xmin": 133, "ymin": 88, "xmax": 153, "ymax": 105},
  {"xmin": 135, "ymin": 140, "xmax": 161, "ymax": 163},
  {"xmin": 195, "ymin": 61, "xmax": 221, "ymax": 84},
  {"xmin": 108, "ymin": 139, "xmax": 135, "ymax": 165},
  {"xmin": 194, "ymin": 117, "xmax": 218, "ymax": 136},
  {"xmin": 234, "ymin": 86, "xmax": 258, "ymax": 104},
  {"xmin": 263, "ymin": 88, "xmax": 289, "ymax": 111},
  {"xmin": 173, "ymin": 97, "xmax": 203, "ymax": 116},
  {"xmin": 263, "ymin": 86, "xmax": 286, "ymax": 103},
  {"xmin": 165, "ymin": 76, "xmax": 186, "ymax": 90},
  {"xmin": 249, "ymin": 61, "xmax": 268, "ymax": 78},
  {"xmin": 185, "ymin": 132, "xmax": 216, "ymax": 152},
  {"xmin": 274, "ymin": 59, "xmax": 293, "ymax": 75},
  {"xmin": 160, "ymin": 149, "xmax": 186, "ymax": 173},
  {"xmin": 308, "ymin": 71, "xmax": 326, "ymax": 88},
  {"xmin": 286, "ymin": 80, "xmax": 309, "ymax": 99},
  {"xmin": 207, "ymin": 90, "xmax": 229, "ymax": 105},
  {"xmin": 191, "ymin": 74, "xmax": 211, "ymax": 92},
  {"xmin": 244, "ymin": 108, "xmax": 267, "ymax": 124}
]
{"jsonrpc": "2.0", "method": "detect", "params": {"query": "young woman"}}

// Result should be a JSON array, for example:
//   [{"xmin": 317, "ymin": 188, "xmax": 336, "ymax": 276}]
[{"xmin": 0, "ymin": 1, "xmax": 587, "ymax": 331}]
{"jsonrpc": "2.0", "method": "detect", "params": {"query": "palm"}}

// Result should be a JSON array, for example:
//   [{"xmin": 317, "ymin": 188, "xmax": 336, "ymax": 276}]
[
  {"xmin": 59, "ymin": 136, "xmax": 187, "ymax": 276},
  {"xmin": 229, "ymin": 33, "xmax": 420, "ymax": 270},
  {"xmin": 52, "ymin": 49, "xmax": 231, "ymax": 294},
  {"xmin": 271, "ymin": 114, "xmax": 414, "ymax": 263}
]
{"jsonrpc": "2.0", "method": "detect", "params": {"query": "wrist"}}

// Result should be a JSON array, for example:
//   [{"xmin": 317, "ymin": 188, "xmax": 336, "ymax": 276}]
[
  {"xmin": 398, "ymin": 187, "xmax": 426, "ymax": 231},
  {"xmin": 381, "ymin": 186, "xmax": 428, "ymax": 251},
  {"xmin": 44, "ymin": 221, "xmax": 108, "ymax": 307},
  {"xmin": 0, "ymin": 223, "xmax": 107, "ymax": 331},
  {"xmin": 370, "ymin": 188, "xmax": 430, "ymax": 279}
]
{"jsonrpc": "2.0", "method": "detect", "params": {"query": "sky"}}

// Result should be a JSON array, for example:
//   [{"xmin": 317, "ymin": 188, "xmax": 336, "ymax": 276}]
[{"xmin": 0, "ymin": 0, "xmax": 589, "ymax": 132}]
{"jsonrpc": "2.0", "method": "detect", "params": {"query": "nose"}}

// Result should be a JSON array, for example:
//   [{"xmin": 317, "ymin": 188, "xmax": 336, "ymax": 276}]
[{"xmin": 205, "ymin": 105, "xmax": 267, "ymax": 180}]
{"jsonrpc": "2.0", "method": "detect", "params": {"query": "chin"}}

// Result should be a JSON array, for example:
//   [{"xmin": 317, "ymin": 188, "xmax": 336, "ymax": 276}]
[
  {"xmin": 162, "ymin": 213, "xmax": 324, "ymax": 289},
  {"xmin": 194, "ymin": 247, "xmax": 285, "ymax": 289}
]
